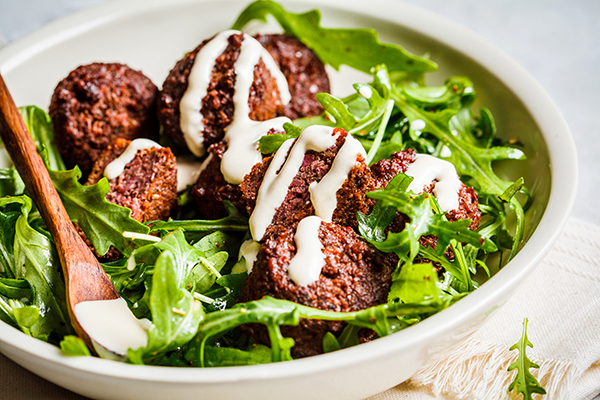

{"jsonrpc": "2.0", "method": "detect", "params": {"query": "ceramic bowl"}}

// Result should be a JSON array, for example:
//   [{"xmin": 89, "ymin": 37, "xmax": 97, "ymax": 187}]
[{"xmin": 0, "ymin": 0, "xmax": 577, "ymax": 399}]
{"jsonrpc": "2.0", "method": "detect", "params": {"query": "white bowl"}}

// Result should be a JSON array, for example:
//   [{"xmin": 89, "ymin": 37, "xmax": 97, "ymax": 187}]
[{"xmin": 0, "ymin": 0, "xmax": 577, "ymax": 399}]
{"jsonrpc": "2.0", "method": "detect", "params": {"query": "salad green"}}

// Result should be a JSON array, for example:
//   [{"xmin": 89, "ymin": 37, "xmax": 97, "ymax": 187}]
[
  {"xmin": 508, "ymin": 318, "xmax": 546, "ymax": 399},
  {"xmin": 0, "ymin": 0, "xmax": 528, "ymax": 367}
]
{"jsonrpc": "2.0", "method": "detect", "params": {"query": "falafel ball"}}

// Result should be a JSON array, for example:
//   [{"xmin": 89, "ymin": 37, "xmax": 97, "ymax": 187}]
[
  {"xmin": 49, "ymin": 63, "xmax": 159, "ymax": 178},
  {"xmin": 157, "ymin": 32, "xmax": 285, "ymax": 153},
  {"xmin": 238, "ymin": 221, "xmax": 393, "ymax": 358},
  {"xmin": 86, "ymin": 138, "xmax": 178, "ymax": 223}
]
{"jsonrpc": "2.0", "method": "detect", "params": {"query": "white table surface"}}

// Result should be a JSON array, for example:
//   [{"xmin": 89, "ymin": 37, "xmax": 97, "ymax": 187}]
[{"xmin": 0, "ymin": 0, "xmax": 598, "ymax": 399}]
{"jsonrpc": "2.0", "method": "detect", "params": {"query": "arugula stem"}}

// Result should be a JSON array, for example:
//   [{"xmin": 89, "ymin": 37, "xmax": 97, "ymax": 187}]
[{"xmin": 366, "ymin": 99, "xmax": 395, "ymax": 165}]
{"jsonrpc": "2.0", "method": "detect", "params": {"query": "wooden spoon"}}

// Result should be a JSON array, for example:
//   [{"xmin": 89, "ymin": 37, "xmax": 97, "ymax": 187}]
[{"xmin": 0, "ymin": 73, "xmax": 120, "ymax": 353}]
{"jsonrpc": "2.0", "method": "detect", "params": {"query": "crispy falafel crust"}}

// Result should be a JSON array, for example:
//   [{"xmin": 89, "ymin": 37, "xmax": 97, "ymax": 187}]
[
  {"xmin": 238, "ymin": 222, "xmax": 393, "ymax": 358},
  {"xmin": 254, "ymin": 34, "xmax": 329, "ymax": 119},
  {"xmin": 190, "ymin": 141, "xmax": 248, "ymax": 219},
  {"xmin": 49, "ymin": 63, "xmax": 159, "ymax": 178}
]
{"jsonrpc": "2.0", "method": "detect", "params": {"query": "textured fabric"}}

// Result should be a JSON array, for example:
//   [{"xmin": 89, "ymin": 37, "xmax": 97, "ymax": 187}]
[
  {"xmin": 370, "ymin": 218, "xmax": 600, "ymax": 400},
  {"xmin": 1, "ymin": 218, "xmax": 599, "ymax": 399}
]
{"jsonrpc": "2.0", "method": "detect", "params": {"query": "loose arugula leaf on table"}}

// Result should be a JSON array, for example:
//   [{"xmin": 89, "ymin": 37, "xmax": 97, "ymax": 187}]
[
  {"xmin": 232, "ymin": 1, "xmax": 437, "ymax": 74},
  {"xmin": 128, "ymin": 250, "xmax": 204, "ymax": 364},
  {"xmin": 49, "ymin": 167, "xmax": 149, "ymax": 257},
  {"xmin": 507, "ymin": 318, "xmax": 546, "ymax": 400},
  {"xmin": 0, "ymin": 196, "xmax": 72, "ymax": 339}
]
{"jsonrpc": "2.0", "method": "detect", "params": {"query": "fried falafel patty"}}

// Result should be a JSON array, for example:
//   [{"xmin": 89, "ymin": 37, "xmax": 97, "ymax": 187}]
[
  {"xmin": 49, "ymin": 63, "xmax": 159, "ymax": 178},
  {"xmin": 86, "ymin": 138, "xmax": 178, "ymax": 223},
  {"xmin": 238, "ymin": 221, "xmax": 393, "ymax": 358}
]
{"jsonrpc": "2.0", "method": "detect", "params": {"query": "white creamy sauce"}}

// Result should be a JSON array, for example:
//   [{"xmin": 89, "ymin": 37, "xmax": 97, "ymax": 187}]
[
  {"xmin": 249, "ymin": 125, "xmax": 338, "ymax": 241},
  {"xmin": 359, "ymin": 86, "xmax": 372, "ymax": 99},
  {"xmin": 309, "ymin": 133, "xmax": 366, "ymax": 222},
  {"xmin": 0, "ymin": 145, "xmax": 12, "ymax": 169},
  {"xmin": 287, "ymin": 216, "xmax": 325, "ymax": 286},
  {"xmin": 103, "ymin": 138, "xmax": 162, "ymax": 180},
  {"xmin": 74, "ymin": 297, "xmax": 149, "ymax": 360},
  {"xmin": 232, "ymin": 239, "xmax": 261, "ymax": 273},
  {"xmin": 410, "ymin": 119, "xmax": 426, "ymax": 132},
  {"xmin": 404, "ymin": 154, "xmax": 462, "ymax": 212},
  {"xmin": 180, "ymin": 29, "xmax": 292, "ymax": 173},
  {"xmin": 176, "ymin": 157, "xmax": 207, "ymax": 192},
  {"xmin": 180, "ymin": 30, "xmax": 236, "ymax": 157},
  {"xmin": 219, "ymin": 32, "xmax": 291, "ymax": 184}
]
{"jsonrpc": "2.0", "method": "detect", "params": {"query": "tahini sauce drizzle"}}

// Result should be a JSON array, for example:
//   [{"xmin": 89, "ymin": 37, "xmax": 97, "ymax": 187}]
[
  {"xmin": 103, "ymin": 138, "xmax": 162, "ymax": 180},
  {"xmin": 249, "ymin": 125, "xmax": 338, "ymax": 241},
  {"xmin": 176, "ymin": 156, "xmax": 208, "ymax": 192},
  {"xmin": 309, "ymin": 135, "xmax": 366, "ymax": 222},
  {"xmin": 287, "ymin": 216, "xmax": 324, "ymax": 286},
  {"xmin": 180, "ymin": 30, "xmax": 292, "ymax": 184},
  {"xmin": 404, "ymin": 154, "xmax": 462, "ymax": 212},
  {"xmin": 74, "ymin": 298, "xmax": 150, "ymax": 360}
]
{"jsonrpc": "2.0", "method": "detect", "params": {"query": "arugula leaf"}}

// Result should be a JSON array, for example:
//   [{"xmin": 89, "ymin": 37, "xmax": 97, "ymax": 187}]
[
  {"xmin": 391, "ymin": 86, "xmax": 526, "ymax": 258},
  {"xmin": 402, "ymin": 76, "xmax": 476, "ymax": 110},
  {"xmin": 49, "ymin": 167, "xmax": 149, "ymax": 256},
  {"xmin": 0, "ymin": 196, "xmax": 72, "ymax": 338},
  {"xmin": 0, "ymin": 205, "xmax": 20, "ymax": 279},
  {"xmin": 232, "ymin": 1, "xmax": 437, "ymax": 74},
  {"xmin": 195, "ymin": 295, "xmax": 445, "ymax": 365},
  {"xmin": 322, "ymin": 332, "xmax": 341, "ymax": 353},
  {"xmin": 19, "ymin": 106, "xmax": 65, "ymax": 171},
  {"xmin": 60, "ymin": 335, "xmax": 92, "ymax": 356},
  {"xmin": 257, "ymin": 122, "xmax": 302, "ymax": 154},
  {"xmin": 129, "ymin": 250, "xmax": 204, "ymax": 363},
  {"xmin": 508, "ymin": 318, "xmax": 546, "ymax": 399},
  {"xmin": 366, "ymin": 188, "xmax": 482, "ymax": 262},
  {"xmin": 149, "ymin": 202, "xmax": 248, "ymax": 233},
  {"xmin": 1, "ymin": 106, "xmax": 64, "ymax": 196},
  {"xmin": 388, "ymin": 262, "xmax": 439, "ymax": 304},
  {"xmin": 203, "ymin": 344, "xmax": 272, "ymax": 367},
  {"xmin": 357, "ymin": 173, "xmax": 412, "ymax": 243}
]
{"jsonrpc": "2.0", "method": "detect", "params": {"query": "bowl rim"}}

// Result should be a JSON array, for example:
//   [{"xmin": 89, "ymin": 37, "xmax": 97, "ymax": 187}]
[{"xmin": 0, "ymin": 0, "xmax": 577, "ymax": 385}]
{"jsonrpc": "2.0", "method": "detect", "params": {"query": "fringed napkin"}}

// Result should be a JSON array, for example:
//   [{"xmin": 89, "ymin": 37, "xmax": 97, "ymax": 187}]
[{"xmin": 370, "ymin": 218, "xmax": 600, "ymax": 400}]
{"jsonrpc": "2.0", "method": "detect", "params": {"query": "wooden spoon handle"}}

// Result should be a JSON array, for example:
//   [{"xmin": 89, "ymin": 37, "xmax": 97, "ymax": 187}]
[
  {"xmin": 0, "ymin": 74, "xmax": 118, "ymax": 311},
  {"xmin": 0, "ymin": 76, "xmax": 73, "ymax": 240}
]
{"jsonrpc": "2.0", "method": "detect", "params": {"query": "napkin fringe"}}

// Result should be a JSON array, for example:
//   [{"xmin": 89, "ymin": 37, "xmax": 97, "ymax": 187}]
[{"xmin": 411, "ymin": 337, "xmax": 578, "ymax": 400}]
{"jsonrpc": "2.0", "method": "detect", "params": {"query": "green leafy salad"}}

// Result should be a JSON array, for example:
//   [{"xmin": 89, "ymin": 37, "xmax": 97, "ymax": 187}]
[{"xmin": 0, "ymin": 0, "xmax": 528, "ymax": 367}]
